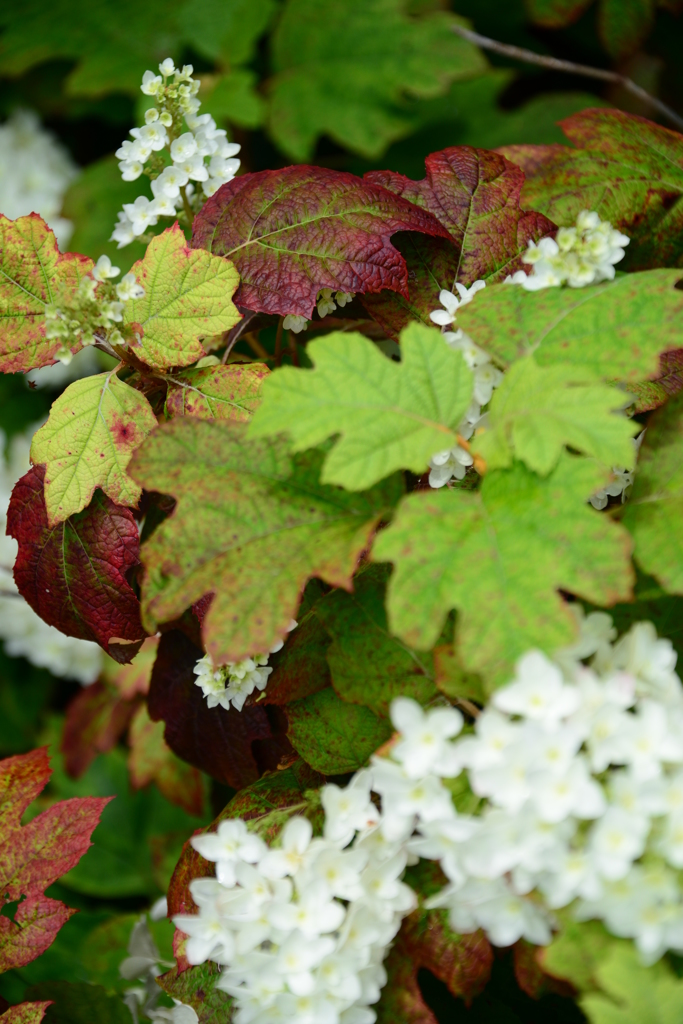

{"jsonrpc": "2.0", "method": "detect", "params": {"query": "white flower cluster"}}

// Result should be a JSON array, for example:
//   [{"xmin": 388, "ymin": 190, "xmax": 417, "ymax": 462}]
[
  {"xmin": 0, "ymin": 109, "xmax": 78, "ymax": 248},
  {"xmin": 112, "ymin": 59, "xmax": 240, "ymax": 246},
  {"xmin": 193, "ymin": 622, "xmax": 297, "ymax": 712},
  {"xmin": 590, "ymin": 430, "xmax": 645, "ymax": 510},
  {"xmin": 0, "ymin": 427, "xmax": 102, "ymax": 685},
  {"xmin": 283, "ymin": 290, "xmax": 355, "ymax": 335},
  {"xmin": 174, "ymin": 775, "xmax": 414, "ymax": 1024},
  {"xmin": 428, "ymin": 280, "xmax": 503, "ymax": 487},
  {"xmin": 507, "ymin": 211, "xmax": 630, "ymax": 290},
  {"xmin": 45, "ymin": 254, "xmax": 144, "ymax": 364},
  {"xmin": 121, "ymin": 898, "xmax": 199, "ymax": 1024}
]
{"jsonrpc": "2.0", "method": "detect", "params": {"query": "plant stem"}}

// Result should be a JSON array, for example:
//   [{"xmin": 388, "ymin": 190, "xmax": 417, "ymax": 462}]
[
  {"xmin": 274, "ymin": 317, "xmax": 284, "ymax": 367},
  {"xmin": 451, "ymin": 24, "xmax": 683, "ymax": 133},
  {"xmin": 179, "ymin": 184, "xmax": 195, "ymax": 227}
]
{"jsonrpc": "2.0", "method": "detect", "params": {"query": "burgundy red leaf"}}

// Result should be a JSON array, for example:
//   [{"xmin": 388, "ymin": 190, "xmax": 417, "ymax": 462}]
[
  {"xmin": 61, "ymin": 682, "xmax": 139, "ymax": 778},
  {"xmin": 7, "ymin": 466, "xmax": 146, "ymax": 663},
  {"xmin": 191, "ymin": 165, "xmax": 452, "ymax": 318},
  {"xmin": 147, "ymin": 630, "xmax": 273, "ymax": 788}
]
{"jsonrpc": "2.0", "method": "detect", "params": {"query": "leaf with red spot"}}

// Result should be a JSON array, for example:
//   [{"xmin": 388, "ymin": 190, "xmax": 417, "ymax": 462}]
[
  {"xmin": 128, "ymin": 703, "xmax": 206, "ymax": 818},
  {"xmin": 376, "ymin": 862, "xmax": 493, "ymax": 1023},
  {"xmin": 29, "ymin": 369, "xmax": 158, "ymax": 523},
  {"xmin": 191, "ymin": 165, "xmax": 451, "ymax": 319},
  {"xmin": 165, "ymin": 363, "xmax": 269, "ymax": 422},
  {"xmin": 622, "ymin": 349, "xmax": 683, "ymax": 413},
  {"xmin": 362, "ymin": 147, "xmax": 554, "ymax": 337},
  {"xmin": 7, "ymin": 465, "xmax": 145, "ymax": 662},
  {"xmin": 0, "ymin": 1003, "xmax": 52, "ymax": 1024},
  {"xmin": 0, "ymin": 747, "xmax": 111, "ymax": 972},
  {"xmin": 146, "ymin": 629, "xmax": 273, "ymax": 788},
  {"xmin": 0, "ymin": 214, "xmax": 93, "ymax": 374},
  {"xmin": 500, "ymin": 108, "xmax": 683, "ymax": 271}
]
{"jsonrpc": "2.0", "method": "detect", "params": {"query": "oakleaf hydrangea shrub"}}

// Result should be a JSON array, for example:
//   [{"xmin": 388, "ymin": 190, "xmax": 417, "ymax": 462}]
[{"xmin": 4, "ymin": 55, "xmax": 683, "ymax": 1022}]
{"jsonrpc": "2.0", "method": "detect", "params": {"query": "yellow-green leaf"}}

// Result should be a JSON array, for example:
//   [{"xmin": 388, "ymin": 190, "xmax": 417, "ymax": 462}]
[
  {"xmin": 0, "ymin": 213, "xmax": 93, "ymax": 373},
  {"xmin": 123, "ymin": 225, "xmax": 241, "ymax": 370},
  {"xmin": 250, "ymin": 323, "xmax": 473, "ymax": 491},
  {"xmin": 31, "ymin": 370, "xmax": 157, "ymax": 524},
  {"xmin": 165, "ymin": 363, "xmax": 268, "ymax": 421},
  {"xmin": 473, "ymin": 356, "xmax": 638, "ymax": 474}
]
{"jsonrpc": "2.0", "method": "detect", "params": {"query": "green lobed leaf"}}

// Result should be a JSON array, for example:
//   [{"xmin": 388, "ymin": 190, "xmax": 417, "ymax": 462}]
[
  {"xmin": 267, "ymin": 0, "xmax": 486, "ymax": 160},
  {"xmin": 165, "ymin": 363, "xmax": 269, "ymax": 422},
  {"xmin": 373, "ymin": 454, "xmax": 634, "ymax": 686},
  {"xmin": 0, "ymin": 214, "xmax": 93, "ymax": 374},
  {"xmin": 456, "ymin": 270, "xmax": 683, "ymax": 383},
  {"xmin": 598, "ymin": 0, "xmax": 654, "ymax": 58},
  {"xmin": 30, "ymin": 369, "xmax": 157, "ymax": 524},
  {"xmin": 473, "ymin": 356, "xmax": 638, "ymax": 475},
  {"xmin": 580, "ymin": 944, "xmax": 683, "ymax": 1023},
  {"xmin": 539, "ymin": 917, "xmax": 619, "ymax": 994},
  {"xmin": 262, "ymin": 581, "xmax": 333, "ymax": 706},
  {"xmin": 200, "ymin": 69, "xmax": 266, "ymax": 129},
  {"xmin": 501, "ymin": 108, "xmax": 683, "ymax": 272},
  {"xmin": 130, "ymin": 418, "xmax": 403, "ymax": 663},
  {"xmin": 250, "ymin": 323, "xmax": 473, "ymax": 490},
  {"xmin": 176, "ymin": 0, "xmax": 275, "ymax": 66},
  {"xmin": 123, "ymin": 225, "xmax": 241, "ymax": 371},
  {"xmin": 316, "ymin": 564, "xmax": 439, "ymax": 716},
  {"xmin": 286, "ymin": 687, "xmax": 392, "ymax": 773},
  {"xmin": 157, "ymin": 963, "xmax": 232, "ymax": 1023},
  {"xmin": 622, "ymin": 394, "xmax": 683, "ymax": 594}
]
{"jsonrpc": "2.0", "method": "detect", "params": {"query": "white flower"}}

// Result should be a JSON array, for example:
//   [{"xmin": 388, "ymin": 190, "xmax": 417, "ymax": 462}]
[
  {"xmin": 390, "ymin": 698, "xmax": 463, "ymax": 778},
  {"xmin": 509, "ymin": 212, "xmax": 630, "ymax": 291},
  {"xmin": 111, "ymin": 212, "xmax": 136, "ymax": 247},
  {"xmin": 191, "ymin": 820, "xmax": 267, "ymax": 887},
  {"xmin": 492, "ymin": 650, "xmax": 580, "ymax": 723},
  {"xmin": 283, "ymin": 314, "xmax": 308, "ymax": 333},
  {"xmin": 154, "ymin": 164, "xmax": 190, "ymax": 199},
  {"xmin": 322, "ymin": 771, "xmax": 379, "ymax": 847},
  {"xmin": 141, "ymin": 70, "xmax": 163, "ymax": 95},
  {"xmin": 259, "ymin": 817, "xmax": 314, "ymax": 879},
  {"xmin": 159, "ymin": 58, "xmax": 176, "ymax": 77},
  {"xmin": 428, "ymin": 444, "xmax": 473, "ymax": 488},
  {"xmin": 174, "ymin": 154, "xmax": 209, "ymax": 182},
  {"xmin": 123, "ymin": 195, "xmax": 159, "ymax": 235},
  {"xmin": 588, "ymin": 807, "xmax": 649, "ymax": 879},
  {"xmin": 139, "ymin": 122, "xmax": 168, "ymax": 151},
  {"xmin": 92, "ymin": 254, "xmax": 120, "ymax": 281},
  {"xmin": 116, "ymin": 272, "xmax": 145, "ymax": 301},
  {"xmin": 613, "ymin": 621, "xmax": 681, "ymax": 705},
  {"xmin": 171, "ymin": 132, "xmax": 198, "ymax": 162}
]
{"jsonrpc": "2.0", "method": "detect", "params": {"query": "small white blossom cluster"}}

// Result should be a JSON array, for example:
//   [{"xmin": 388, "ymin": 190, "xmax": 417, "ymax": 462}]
[
  {"xmin": 45, "ymin": 254, "xmax": 144, "ymax": 364},
  {"xmin": 428, "ymin": 280, "xmax": 503, "ymax": 487},
  {"xmin": 193, "ymin": 621, "xmax": 297, "ymax": 712},
  {"xmin": 283, "ymin": 290, "xmax": 355, "ymax": 335},
  {"xmin": 590, "ymin": 430, "xmax": 645, "ymax": 510},
  {"xmin": 112, "ymin": 59, "xmax": 241, "ymax": 246},
  {"xmin": 0, "ymin": 428, "xmax": 102, "ymax": 684},
  {"xmin": 507, "ymin": 211, "xmax": 630, "ymax": 290},
  {"xmin": 121, "ymin": 898, "xmax": 199, "ymax": 1024},
  {"xmin": 0, "ymin": 109, "xmax": 78, "ymax": 247},
  {"xmin": 174, "ymin": 775, "xmax": 414, "ymax": 1024}
]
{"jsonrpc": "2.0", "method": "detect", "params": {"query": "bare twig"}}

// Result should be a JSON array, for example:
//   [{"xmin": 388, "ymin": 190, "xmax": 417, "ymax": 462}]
[
  {"xmin": 452, "ymin": 24, "xmax": 683, "ymax": 133},
  {"xmin": 221, "ymin": 309, "xmax": 259, "ymax": 363}
]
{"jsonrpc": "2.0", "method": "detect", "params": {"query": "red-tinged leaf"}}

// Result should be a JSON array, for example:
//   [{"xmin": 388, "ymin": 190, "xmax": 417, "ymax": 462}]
[
  {"xmin": 0, "ymin": 214, "xmax": 93, "ymax": 373},
  {"xmin": 168, "ymin": 762, "xmax": 324, "ymax": 919},
  {"xmin": 513, "ymin": 940, "xmax": 575, "ymax": 1000},
  {"xmin": 191, "ymin": 166, "xmax": 452, "ymax": 318},
  {"xmin": 147, "ymin": 629, "xmax": 273, "ymax": 788},
  {"xmin": 598, "ymin": 0, "xmax": 654, "ymax": 59},
  {"xmin": 0, "ymin": 1002, "xmax": 52, "ymax": 1024},
  {"xmin": 261, "ymin": 581, "xmax": 332, "ymax": 706},
  {"xmin": 61, "ymin": 681, "xmax": 138, "ymax": 778},
  {"xmin": 128, "ymin": 703, "xmax": 206, "ymax": 818},
  {"xmin": 525, "ymin": 0, "xmax": 593, "ymax": 27},
  {"xmin": 157, "ymin": 963, "xmax": 231, "ymax": 1023},
  {"xmin": 102, "ymin": 635, "xmax": 159, "ymax": 699},
  {"xmin": 7, "ymin": 466, "xmax": 145, "ymax": 662},
  {"xmin": 363, "ymin": 147, "xmax": 554, "ymax": 336},
  {"xmin": 0, "ymin": 748, "xmax": 111, "ymax": 971},
  {"xmin": 622, "ymin": 349, "xmax": 683, "ymax": 413},
  {"xmin": 502, "ymin": 108, "xmax": 683, "ymax": 271},
  {"xmin": 165, "ymin": 363, "xmax": 269, "ymax": 422},
  {"xmin": 377, "ymin": 862, "xmax": 492, "ymax": 1023},
  {"xmin": 0, "ymin": 896, "xmax": 74, "ymax": 974}
]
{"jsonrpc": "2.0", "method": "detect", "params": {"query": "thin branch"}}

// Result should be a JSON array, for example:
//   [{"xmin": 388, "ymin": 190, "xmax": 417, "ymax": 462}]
[
  {"xmin": 221, "ymin": 309, "xmax": 259, "ymax": 363},
  {"xmin": 451, "ymin": 24, "xmax": 683, "ymax": 133}
]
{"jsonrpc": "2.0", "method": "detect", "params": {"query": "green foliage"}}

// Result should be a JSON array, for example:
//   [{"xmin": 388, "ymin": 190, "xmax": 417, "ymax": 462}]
[
  {"xmin": 165, "ymin": 364, "xmax": 269, "ymax": 422},
  {"xmin": 374, "ymin": 454, "xmax": 633, "ymax": 685},
  {"xmin": 131, "ymin": 418, "xmax": 402, "ymax": 663},
  {"xmin": 251, "ymin": 324, "xmax": 473, "ymax": 490},
  {"xmin": 581, "ymin": 945, "xmax": 683, "ymax": 1023},
  {"xmin": 30, "ymin": 370, "xmax": 157, "ymax": 523},
  {"xmin": 23, "ymin": 982, "xmax": 129, "ymax": 1024},
  {"xmin": 285, "ymin": 687, "xmax": 392, "ymax": 773},
  {"xmin": 316, "ymin": 564, "xmax": 439, "ymax": 715},
  {"xmin": 457, "ymin": 270, "xmax": 683, "ymax": 382},
  {"xmin": 158, "ymin": 963, "xmax": 232, "ymax": 1023},
  {"xmin": 473, "ymin": 356, "xmax": 638, "ymax": 474},
  {"xmin": 623, "ymin": 394, "xmax": 683, "ymax": 593},
  {"xmin": 123, "ymin": 226, "xmax": 241, "ymax": 371},
  {"xmin": 268, "ymin": 0, "xmax": 486, "ymax": 159}
]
